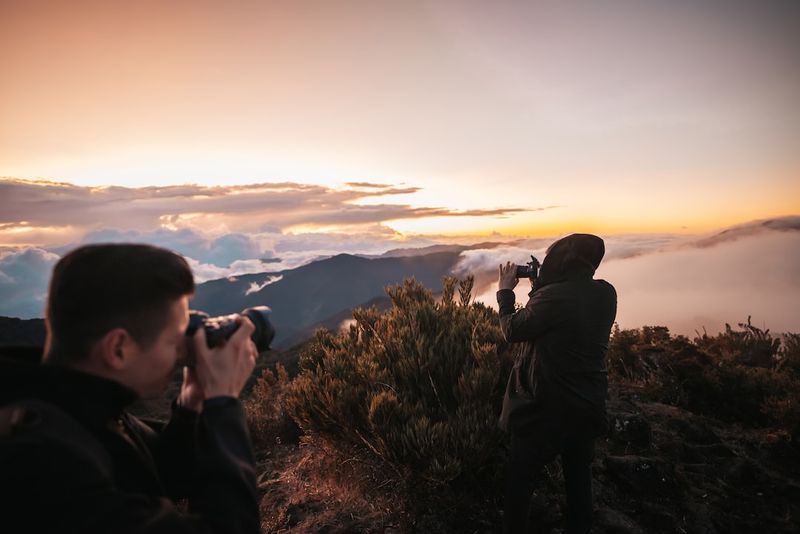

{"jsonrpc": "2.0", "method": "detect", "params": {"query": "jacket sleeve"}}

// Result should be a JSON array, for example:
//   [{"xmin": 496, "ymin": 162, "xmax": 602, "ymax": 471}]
[
  {"xmin": 0, "ymin": 399, "xmax": 259, "ymax": 534},
  {"xmin": 151, "ymin": 397, "xmax": 259, "ymax": 533},
  {"xmin": 496, "ymin": 286, "xmax": 565, "ymax": 343},
  {"xmin": 185, "ymin": 397, "xmax": 259, "ymax": 531},
  {"xmin": 151, "ymin": 402, "xmax": 200, "ymax": 501}
]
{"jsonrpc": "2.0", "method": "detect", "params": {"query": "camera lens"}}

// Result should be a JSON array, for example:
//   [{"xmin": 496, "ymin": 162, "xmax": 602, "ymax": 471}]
[
  {"xmin": 185, "ymin": 306, "xmax": 275, "ymax": 352},
  {"xmin": 241, "ymin": 306, "xmax": 275, "ymax": 352}
]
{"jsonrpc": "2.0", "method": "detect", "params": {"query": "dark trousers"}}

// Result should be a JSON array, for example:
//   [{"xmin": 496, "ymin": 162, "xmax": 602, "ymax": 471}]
[{"xmin": 503, "ymin": 433, "xmax": 595, "ymax": 534}]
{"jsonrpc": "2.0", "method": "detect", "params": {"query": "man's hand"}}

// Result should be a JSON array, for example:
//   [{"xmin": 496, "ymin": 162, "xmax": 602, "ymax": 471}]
[
  {"xmin": 498, "ymin": 261, "xmax": 519, "ymax": 291},
  {"xmin": 191, "ymin": 317, "xmax": 258, "ymax": 400},
  {"xmin": 177, "ymin": 367, "xmax": 205, "ymax": 412}
]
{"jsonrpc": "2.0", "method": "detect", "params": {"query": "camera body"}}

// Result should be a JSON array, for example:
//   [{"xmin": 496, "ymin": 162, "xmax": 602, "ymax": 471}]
[
  {"xmin": 515, "ymin": 255, "xmax": 541, "ymax": 280},
  {"xmin": 185, "ymin": 306, "xmax": 275, "ymax": 353}
]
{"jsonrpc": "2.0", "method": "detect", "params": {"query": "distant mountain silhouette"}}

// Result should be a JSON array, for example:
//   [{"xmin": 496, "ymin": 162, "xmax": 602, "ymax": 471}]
[
  {"xmin": 0, "ymin": 316, "xmax": 46, "ymax": 347},
  {"xmin": 191, "ymin": 252, "xmax": 462, "ymax": 348},
  {"xmin": 278, "ymin": 295, "xmax": 393, "ymax": 349}
]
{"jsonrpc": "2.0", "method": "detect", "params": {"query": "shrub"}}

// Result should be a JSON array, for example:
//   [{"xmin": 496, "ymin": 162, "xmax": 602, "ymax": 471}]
[
  {"xmin": 243, "ymin": 364, "xmax": 299, "ymax": 448},
  {"xmin": 607, "ymin": 325, "xmax": 674, "ymax": 382},
  {"xmin": 777, "ymin": 332, "xmax": 800, "ymax": 375},
  {"xmin": 285, "ymin": 276, "xmax": 514, "ymax": 484},
  {"xmin": 657, "ymin": 340, "xmax": 800, "ymax": 429},
  {"xmin": 693, "ymin": 317, "xmax": 781, "ymax": 368}
]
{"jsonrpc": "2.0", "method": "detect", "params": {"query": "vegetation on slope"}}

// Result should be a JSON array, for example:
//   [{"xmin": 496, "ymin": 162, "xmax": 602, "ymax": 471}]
[{"xmin": 244, "ymin": 279, "xmax": 800, "ymax": 533}]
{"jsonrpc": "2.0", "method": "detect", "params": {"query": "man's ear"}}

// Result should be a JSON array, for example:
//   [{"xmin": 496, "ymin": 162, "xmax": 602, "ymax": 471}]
[{"xmin": 97, "ymin": 328, "xmax": 136, "ymax": 371}]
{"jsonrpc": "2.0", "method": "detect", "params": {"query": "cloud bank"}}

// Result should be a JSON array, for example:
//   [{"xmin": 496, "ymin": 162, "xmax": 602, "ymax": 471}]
[
  {"xmin": 467, "ymin": 220, "xmax": 800, "ymax": 336},
  {"xmin": 1, "ymin": 209, "xmax": 798, "ymax": 339},
  {"xmin": 0, "ymin": 178, "xmax": 536, "ymax": 244},
  {"xmin": 0, "ymin": 176, "xmax": 546, "ymax": 316},
  {"xmin": 0, "ymin": 247, "xmax": 60, "ymax": 318}
]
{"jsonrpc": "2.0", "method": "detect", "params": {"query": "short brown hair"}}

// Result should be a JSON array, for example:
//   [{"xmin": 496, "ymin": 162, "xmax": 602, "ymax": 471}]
[{"xmin": 45, "ymin": 243, "xmax": 194, "ymax": 363}]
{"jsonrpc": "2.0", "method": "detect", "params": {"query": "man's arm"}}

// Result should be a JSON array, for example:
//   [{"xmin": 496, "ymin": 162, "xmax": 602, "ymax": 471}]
[
  {"xmin": 157, "ymin": 315, "xmax": 260, "ymax": 520},
  {"xmin": 0, "ymin": 399, "xmax": 259, "ymax": 534}
]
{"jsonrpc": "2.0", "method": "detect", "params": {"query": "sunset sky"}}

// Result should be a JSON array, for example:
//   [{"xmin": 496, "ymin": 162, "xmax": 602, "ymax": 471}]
[
  {"xmin": 1, "ymin": 0, "xmax": 798, "ymax": 243},
  {"xmin": 1, "ymin": 1, "xmax": 799, "ymax": 330}
]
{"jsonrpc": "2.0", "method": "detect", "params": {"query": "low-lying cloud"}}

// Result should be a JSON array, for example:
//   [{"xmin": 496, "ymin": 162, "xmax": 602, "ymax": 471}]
[
  {"xmin": 0, "ymin": 247, "xmax": 60, "ymax": 318},
  {"xmin": 598, "ymin": 231, "xmax": 800, "ymax": 336},
  {"xmin": 65, "ymin": 228, "xmax": 266, "ymax": 267},
  {"xmin": 467, "ymin": 221, "xmax": 800, "ymax": 336},
  {"xmin": 245, "ymin": 275, "xmax": 283, "ymax": 296},
  {"xmin": 2, "ymin": 214, "xmax": 798, "ymax": 338},
  {"xmin": 455, "ymin": 233, "xmax": 684, "ymax": 297},
  {"xmin": 0, "ymin": 223, "xmax": 446, "ymax": 317}
]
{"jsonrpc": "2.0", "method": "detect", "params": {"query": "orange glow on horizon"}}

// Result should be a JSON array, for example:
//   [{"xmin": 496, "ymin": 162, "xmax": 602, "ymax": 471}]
[{"xmin": 2, "ymin": 2, "xmax": 799, "ymax": 245}]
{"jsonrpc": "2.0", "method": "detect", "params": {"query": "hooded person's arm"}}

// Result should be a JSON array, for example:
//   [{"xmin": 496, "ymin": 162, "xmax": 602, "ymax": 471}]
[{"xmin": 496, "ymin": 285, "xmax": 566, "ymax": 343}]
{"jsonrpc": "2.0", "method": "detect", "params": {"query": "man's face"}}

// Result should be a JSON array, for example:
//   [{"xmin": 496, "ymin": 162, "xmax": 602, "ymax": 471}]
[{"xmin": 127, "ymin": 295, "xmax": 190, "ymax": 399}]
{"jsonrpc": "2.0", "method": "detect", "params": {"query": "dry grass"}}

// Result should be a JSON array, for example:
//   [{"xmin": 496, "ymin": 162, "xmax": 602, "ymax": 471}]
[{"xmin": 257, "ymin": 437, "xmax": 408, "ymax": 533}]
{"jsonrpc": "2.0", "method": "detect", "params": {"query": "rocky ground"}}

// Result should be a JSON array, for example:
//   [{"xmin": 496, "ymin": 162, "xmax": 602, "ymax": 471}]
[{"xmin": 249, "ymin": 382, "xmax": 800, "ymax": 534}]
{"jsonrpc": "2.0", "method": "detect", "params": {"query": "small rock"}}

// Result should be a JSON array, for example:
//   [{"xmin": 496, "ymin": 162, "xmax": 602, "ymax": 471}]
[
  {"xmin": 595, "ymin": 506, "xmax": 646, "ymax": 534},
  {"xmin": 724, "ymin": 458, "xmax": 767, "ymax": 485},
  {"xmin": 681, "ymin": 442, "xmax": 736, "ymax": 462},
  {"xmin": 666, "ymin": 418, "xmax": 720, "ymax": 445},
  {"xmin": 608, "ymin": 412, "xmax": 652, "ymax": 451},
  {"xmin": 603, "ymin": 455, "xmax": 680, "ymax": 498}
]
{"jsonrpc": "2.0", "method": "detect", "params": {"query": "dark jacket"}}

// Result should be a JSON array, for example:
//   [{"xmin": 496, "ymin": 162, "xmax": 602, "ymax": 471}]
[
  {"xmin": 497, "ymin": 234, "xmax": 617, "ymax": 443},
  {"xmin": 0, "ymin": 353, "xmax": 259, "ymax": 534}
]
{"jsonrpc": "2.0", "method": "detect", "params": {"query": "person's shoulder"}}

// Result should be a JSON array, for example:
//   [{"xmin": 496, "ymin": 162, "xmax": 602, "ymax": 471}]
[
  {"xmin": 1, "ymin": 400, "xmax": 117, "ymax": 529},
  {"xmin": 592, "ymin": 278, "xmax": 617, "ymax": 296},
  {"xmin": 1, "ymin": 399, "xmax": 112, "ymax": 475}
]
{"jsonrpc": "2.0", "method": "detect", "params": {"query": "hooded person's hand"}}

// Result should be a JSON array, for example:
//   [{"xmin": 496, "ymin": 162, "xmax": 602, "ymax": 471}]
[{"xmin": 498, "ymin": 261, "xmax": 519, "ymax": 291}]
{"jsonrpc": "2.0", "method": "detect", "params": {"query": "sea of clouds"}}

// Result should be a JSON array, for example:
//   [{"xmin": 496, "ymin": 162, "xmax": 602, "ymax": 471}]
[
  {"xmin": 465, "ymin": 218, "xmax": 800, "ymax": 336},
  {"xmin": 2, "ymin": 217, "xmax": 799, "ymax": 338},
  {"xmin": 1, "ymin": 176, "xmax": 797, "ymax": 335},
  {"xmin": 0, "ymin": 226, "xmax": 434, "ymax": 318}
]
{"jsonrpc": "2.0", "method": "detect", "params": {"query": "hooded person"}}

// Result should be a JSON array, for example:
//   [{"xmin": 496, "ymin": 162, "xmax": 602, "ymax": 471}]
[{"xmin": 496, "ymin": 233, "xmax": 617, "ymax": 534}]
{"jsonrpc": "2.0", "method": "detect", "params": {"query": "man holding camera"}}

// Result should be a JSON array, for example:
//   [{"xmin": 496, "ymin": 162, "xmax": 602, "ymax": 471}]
[
  {"xmin": 0, "ymin": 244, "xmax": 260, "ymax": 533},
  {"xmin": 497, "ymin": 234, "xmax": 617, "ymax": 534}
]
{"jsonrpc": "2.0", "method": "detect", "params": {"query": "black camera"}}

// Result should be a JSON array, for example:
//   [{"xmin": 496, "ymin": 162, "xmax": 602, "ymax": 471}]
[
  {"xmin": 185, "ymin": 306, "xmax": 275, "ymax": 353},
  {"xmin": 515, "ymin": 255, "xmax": 541, "ymax": 280}
]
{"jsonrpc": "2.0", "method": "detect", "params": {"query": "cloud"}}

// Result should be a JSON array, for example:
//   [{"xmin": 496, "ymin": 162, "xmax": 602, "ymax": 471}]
[
  {"xmin": 69, "ymin": 224, "xmax": 438, "ymax": 269},
  {"xmin": 0, "ymin": 247, "xmax": 60, "ymax": 318},
  {"xmin": 453, "ymin": 233, "xmax": 682, "ymax": 296},
  {"xmin": 4, "ymin": 214, "xmax": 797, "ymax": 337},
  {"xmin": 184, "ymin": 257, "xmax": 278, "ymax": 284},
  {"xmin": 0, "ymin": 178, "xmax": 538, "ymax": 240},
  {"xmin": 344, "ymin": 182, "xmax": 397, "ymax": 188},
  {"xmin": 245, "ymin": 275, "xmax": 283, "ymax": 296},
  {"xmin": 72, "ymin": 228, "xmax": 266, "ymax": 267},
  {"xmin": 465, "ymin": 219, "xmax": 800, "ymax": 336},
  {"xmin": 685, "ymin": 216, "xmax": 800, "ymax": 249},
  {"xmin": 0, "ymin": 244, "xmax": 285, "ymax": 318},
  {"xmin": 599, "ymin": 231, "xmax": 800, "ymax": 336}
]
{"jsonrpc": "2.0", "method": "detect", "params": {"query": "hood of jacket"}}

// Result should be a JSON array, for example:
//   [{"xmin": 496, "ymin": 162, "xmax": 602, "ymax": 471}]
[{"xmin": 533, "ymin": 233, "xmax": 605, "ymax": 291}]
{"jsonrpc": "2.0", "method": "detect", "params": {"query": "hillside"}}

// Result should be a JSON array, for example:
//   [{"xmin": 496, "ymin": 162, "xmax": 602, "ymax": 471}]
[
  {"xmin": 1, "ymin": 275, "xmax": 798, "ymax": 532},
  {"xmin": 250, "ymin": 381, "xmax": 800, "ymax": 533},
  {"xmin": 0, "ymin": 252, "xmax": 459, "ymax": 352},
  {"xmin": 191, "ymin": 251, "xmax": 462, "ymax": 348},
  {"xmin": 0, "ymin": 316, "xmax": 45, "ymax": 347},
  {"xmin": 241, "ymin": 288, "xmax": 800, "ymax": 534}
]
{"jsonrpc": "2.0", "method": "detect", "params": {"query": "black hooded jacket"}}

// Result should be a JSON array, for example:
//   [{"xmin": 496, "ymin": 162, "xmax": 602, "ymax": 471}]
[
  {"xmin": 497, "ymin": 234, "xmax": 617, "ymax": 440},
  {"xmin": 0, "ymin": 350, "xmax": 259, "ymax": 534}
]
